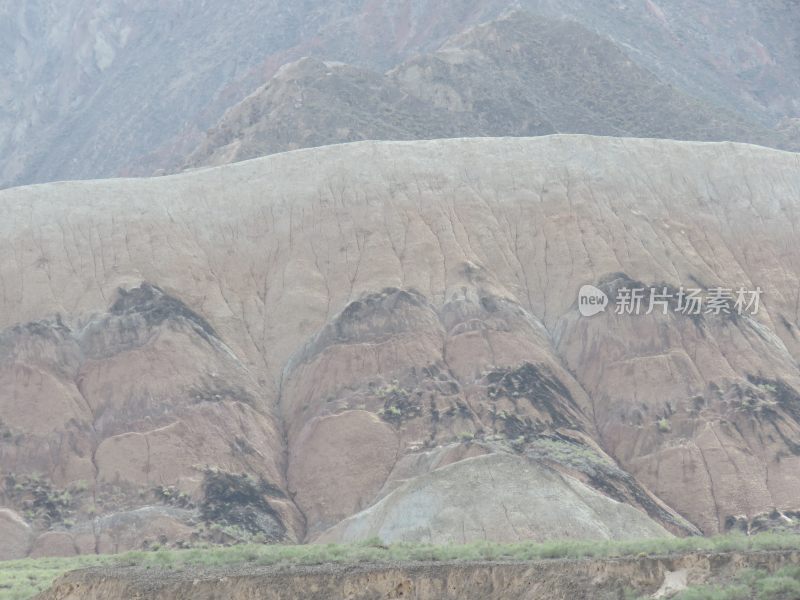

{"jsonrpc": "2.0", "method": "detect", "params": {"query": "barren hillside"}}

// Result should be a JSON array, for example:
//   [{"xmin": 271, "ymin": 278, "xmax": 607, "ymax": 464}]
[{"xmin": 2, "ymin": 136, "xmax": 800, "ymax": 557}]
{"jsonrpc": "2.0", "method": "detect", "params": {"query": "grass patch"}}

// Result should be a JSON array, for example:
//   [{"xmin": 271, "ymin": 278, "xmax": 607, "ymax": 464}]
[
  {"xmin": 0, "ymin": 555, "xmax": 114, "ymax": 600},
  {"xmin": 527, "ymin": 437, "xmax": 613, "ymax": 470},
  {"xmin": 671, "ymin": 564, "xmax": 800, "ymax": 600},
  {"xmin": 3, "ymin": 533, "xmax": 800, "ymax": 599}
]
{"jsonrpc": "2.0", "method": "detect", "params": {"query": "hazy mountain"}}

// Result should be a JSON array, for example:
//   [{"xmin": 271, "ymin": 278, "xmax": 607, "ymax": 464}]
[
  {"xmin": 2, "ymin": 1, "xmax": 798, "ymax": 187},
  {"xmin": 182, "ymin": 11, "xmax": 795, "ymax": 171},
  {"xmin": 527, "ymin": 0, "xmax": 800, "ymax": 126},
  {"xmin": 3, "ymin": 136, "xmax": 800, "ymax": 557},
  {"xmin": 179, "ymin": 57, "xmax": 475, "ymax": 170},
  {"xmin": 0, "ymin": 0, "xmax": 502, "ymax": 188}
]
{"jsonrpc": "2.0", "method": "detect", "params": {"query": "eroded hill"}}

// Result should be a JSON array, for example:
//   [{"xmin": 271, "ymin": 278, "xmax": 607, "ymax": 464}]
[{"xmin": 1, "ymin": 136, "xmax": 800, "ymax": 557}]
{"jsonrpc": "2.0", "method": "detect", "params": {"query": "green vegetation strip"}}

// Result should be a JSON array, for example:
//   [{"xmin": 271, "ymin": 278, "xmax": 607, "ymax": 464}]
[
  {"xmin": 2, "ymin": 533, "xmax": 800, "ymax": 600},
  {"xmin": 0, "ymin": 555, "xmax": 114, "ymax": 600},
  {"xmin": 672, "ymin": 565, "xmax": 800, "ymax": 600}
]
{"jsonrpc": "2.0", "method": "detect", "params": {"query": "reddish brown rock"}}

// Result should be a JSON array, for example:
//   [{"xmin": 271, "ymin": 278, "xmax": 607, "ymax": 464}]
[
  {"xmin": 0, "ymin": 508, "xmax": 32, "ymax": 559},
  {"xmin": 2, "ymin": 137, "xmax": 800, "ymax": 553},
  {"xmin": 289, "ymin": 411, "xmax": 399, "ymax": 537},
  {"xmin": 30, "ymin": 531, "xmax": 78, "ymax": 558}
]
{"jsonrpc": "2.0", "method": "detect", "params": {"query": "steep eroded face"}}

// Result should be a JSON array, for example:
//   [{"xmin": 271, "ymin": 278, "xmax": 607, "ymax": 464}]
[{"xmin": 1, "ymin": 137, "xmax": 800, "ymax": 555}]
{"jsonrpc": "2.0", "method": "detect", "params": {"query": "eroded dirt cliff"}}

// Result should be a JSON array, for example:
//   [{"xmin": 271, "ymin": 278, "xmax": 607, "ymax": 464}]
[{"xmin": 37, "ymin": 550, "xmax": 800, "ymax": 600}]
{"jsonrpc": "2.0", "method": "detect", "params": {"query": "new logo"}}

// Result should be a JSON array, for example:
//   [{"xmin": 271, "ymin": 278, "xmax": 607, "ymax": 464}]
[{"xmin": 577, "ymin": 285, "xmax": 609, "ymax": 317}]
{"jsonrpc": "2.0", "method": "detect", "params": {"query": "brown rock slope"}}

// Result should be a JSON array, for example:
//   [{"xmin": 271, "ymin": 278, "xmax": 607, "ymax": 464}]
[{"xmin": 1, "ymin": 136, "xmax": 800, "ymax": 555}]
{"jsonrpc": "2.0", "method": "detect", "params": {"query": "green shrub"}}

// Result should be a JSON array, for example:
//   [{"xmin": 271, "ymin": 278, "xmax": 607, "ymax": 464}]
[
  {"xmin": 756, "ymin": 575, "xmax": 800, "ymax": 599},
  {"xmin": 673, "ymin": 585, "xmax": 750, "ymax": 600}
]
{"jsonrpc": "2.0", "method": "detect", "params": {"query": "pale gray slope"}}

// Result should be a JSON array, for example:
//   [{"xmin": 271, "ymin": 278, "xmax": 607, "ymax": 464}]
[{"xmin": 317, "ymin": 453, "xmax": 670, "ymax": 543}]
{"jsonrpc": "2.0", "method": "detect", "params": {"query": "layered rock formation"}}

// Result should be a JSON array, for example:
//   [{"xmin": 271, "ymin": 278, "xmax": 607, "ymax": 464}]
[
  {"xmin": 1, "ymin": 136, "xmax": 800, "ymax": 556},
  {"xmin": 0, "ymin": 284, "xmax": 303, "ymax": 554}
]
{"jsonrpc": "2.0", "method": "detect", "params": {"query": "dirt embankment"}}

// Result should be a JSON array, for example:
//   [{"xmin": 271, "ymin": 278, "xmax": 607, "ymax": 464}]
[{"xmin": 38, "ymin": 550, "xmax": 800, "ymax": 600}]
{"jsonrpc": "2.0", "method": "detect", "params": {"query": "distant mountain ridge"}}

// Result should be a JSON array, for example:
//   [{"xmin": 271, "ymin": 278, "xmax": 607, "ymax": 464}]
[
  {"xmin": 180, "ymin": 11, "xmax": 797, "ymax": 172},
  {"xmin": 1, "ymin": 1, "xmax": 798, "ymax": 187}
]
